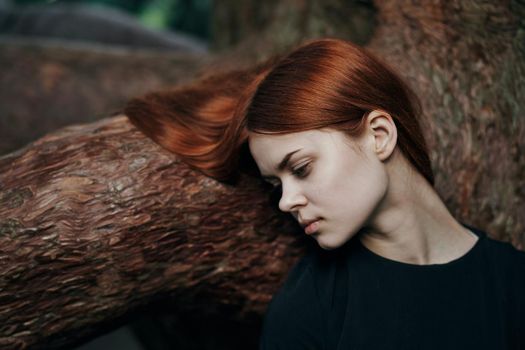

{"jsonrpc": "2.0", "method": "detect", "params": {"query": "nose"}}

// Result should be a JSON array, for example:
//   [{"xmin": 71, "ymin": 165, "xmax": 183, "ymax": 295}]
[{"xmin": 278, "ymin": 181, "xmax": 307, "ymax": 213}]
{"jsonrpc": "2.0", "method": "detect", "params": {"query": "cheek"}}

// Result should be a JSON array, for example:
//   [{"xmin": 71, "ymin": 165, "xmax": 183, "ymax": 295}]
[
  {"xmin": 327, "ymin": 158, "xmax": 387, "ymax": 218},
  {"xmin": 316, "ymin": 164, "xmax": 387, "ymax": 249}
]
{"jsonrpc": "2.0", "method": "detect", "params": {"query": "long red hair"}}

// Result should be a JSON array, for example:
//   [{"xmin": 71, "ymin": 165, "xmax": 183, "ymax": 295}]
[{"xmin": 124, "ymin": 38, "xmax": 434, "ymax": 186}]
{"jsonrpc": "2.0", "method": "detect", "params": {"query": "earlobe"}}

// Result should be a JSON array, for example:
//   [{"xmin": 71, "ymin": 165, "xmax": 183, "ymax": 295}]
[{"xmin": 367, "ymin": 110, "xmax": 397, "ymax": 161}]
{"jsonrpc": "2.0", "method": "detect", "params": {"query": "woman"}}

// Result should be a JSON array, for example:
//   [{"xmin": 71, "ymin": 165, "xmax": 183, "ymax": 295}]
[{"xmin": 125, "ymin": 38, "xmax": 524, "ymax": 349}]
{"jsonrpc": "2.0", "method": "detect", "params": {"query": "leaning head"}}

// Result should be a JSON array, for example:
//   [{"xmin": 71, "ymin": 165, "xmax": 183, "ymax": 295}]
[{"xmin": 244, "ymin": 38, "xmax": 434, "ymax": 250}]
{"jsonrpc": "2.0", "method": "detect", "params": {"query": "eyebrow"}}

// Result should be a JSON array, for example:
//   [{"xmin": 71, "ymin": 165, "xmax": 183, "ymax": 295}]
[{"xmin": 261, "ymin": 149, "xmax": 302, "ymax": 179}]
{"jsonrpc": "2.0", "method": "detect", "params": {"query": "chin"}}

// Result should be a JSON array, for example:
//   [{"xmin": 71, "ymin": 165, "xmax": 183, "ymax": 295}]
[{"xmin": 315, "ymin": 234, "xmax": 347, "ymax": 251}]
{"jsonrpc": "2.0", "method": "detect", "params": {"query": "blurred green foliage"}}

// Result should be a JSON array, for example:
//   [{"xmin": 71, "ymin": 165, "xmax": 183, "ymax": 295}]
[{"xmin": 12, "ymin": 0, "xmax": 211, "ymax": 40}]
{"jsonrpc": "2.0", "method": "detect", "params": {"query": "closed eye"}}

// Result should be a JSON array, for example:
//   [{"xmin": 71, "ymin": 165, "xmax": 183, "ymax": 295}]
[
  {"xmin": 292, "ymin": 162, "xmax": 311, "ymax": 178},
  {"xmin": 261, "ymin": 161, "xmax": 310, "ymax": 188}
]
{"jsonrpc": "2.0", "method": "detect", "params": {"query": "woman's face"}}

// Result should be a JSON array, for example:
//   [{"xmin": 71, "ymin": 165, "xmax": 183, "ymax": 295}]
[{"xmin": 248, "ymin": 128, "xmax": 388, "ymax": 250}]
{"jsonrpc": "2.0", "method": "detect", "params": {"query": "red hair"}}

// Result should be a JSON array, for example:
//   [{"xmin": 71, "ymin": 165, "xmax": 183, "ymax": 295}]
[{"xmin": 124, "ymin": 38, "xmax": 434, "ymax": 186}]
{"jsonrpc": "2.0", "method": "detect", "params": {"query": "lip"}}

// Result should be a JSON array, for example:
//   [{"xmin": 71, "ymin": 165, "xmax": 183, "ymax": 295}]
[
  {"xmin": 299, "ymin": 218, "xmax": 320, "ymax": 228},
  {"xmin": 304, "ymin": 220, "xmax": 320, "ymax": 235}
]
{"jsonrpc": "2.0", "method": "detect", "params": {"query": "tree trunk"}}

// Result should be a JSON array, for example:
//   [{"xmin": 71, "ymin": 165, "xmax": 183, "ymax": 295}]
[{"xmin": 0, "ymin": 115, "xmax": 310, "ymax": 349}]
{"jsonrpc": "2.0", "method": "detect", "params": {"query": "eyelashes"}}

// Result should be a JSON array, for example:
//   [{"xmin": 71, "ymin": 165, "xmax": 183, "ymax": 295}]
[
  {"xmin": 264, "ymin": 162, "xmax": 311, "ymax": 189},
  {"xmin": 292, "ymin": 162, "xmax": 311, "ymax": 178}
]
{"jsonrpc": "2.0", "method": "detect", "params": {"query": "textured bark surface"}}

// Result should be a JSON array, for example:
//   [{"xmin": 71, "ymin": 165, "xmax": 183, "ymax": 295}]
[{"xmin": 0, "ymin": 116, "xmax": 309, "ymax": 349}]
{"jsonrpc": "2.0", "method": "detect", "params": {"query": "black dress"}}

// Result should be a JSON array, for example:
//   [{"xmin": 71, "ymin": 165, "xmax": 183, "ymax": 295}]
[{"xmin": 259, "ymin": 223, "xmax": 525, "ymax": 350}]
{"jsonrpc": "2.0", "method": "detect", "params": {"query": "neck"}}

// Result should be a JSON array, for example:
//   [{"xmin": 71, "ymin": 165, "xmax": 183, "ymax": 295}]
[{"xmin": 359, "ymin": 151, "xmax": 478, "ymax": 265}]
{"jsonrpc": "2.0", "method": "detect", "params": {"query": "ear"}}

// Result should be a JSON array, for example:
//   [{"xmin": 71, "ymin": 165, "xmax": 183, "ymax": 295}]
[{"xmin": 364, "ymin": 110, "xmax": 397, "ymax": 161}]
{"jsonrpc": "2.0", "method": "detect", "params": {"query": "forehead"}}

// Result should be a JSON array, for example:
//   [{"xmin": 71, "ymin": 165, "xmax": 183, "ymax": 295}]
[{"xmin": 248, "ymin": 128, "xmax": 334, "ymax": 154}]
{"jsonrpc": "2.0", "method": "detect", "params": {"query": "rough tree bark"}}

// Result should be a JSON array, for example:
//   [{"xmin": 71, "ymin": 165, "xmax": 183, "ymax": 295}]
[
  {"xmin": 0, "ymin": 116, "xmax": 309, "ymax": 349},
  {"xmin": 1, "ymin": 0, "xmax": 524, "ymax": 349}
]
